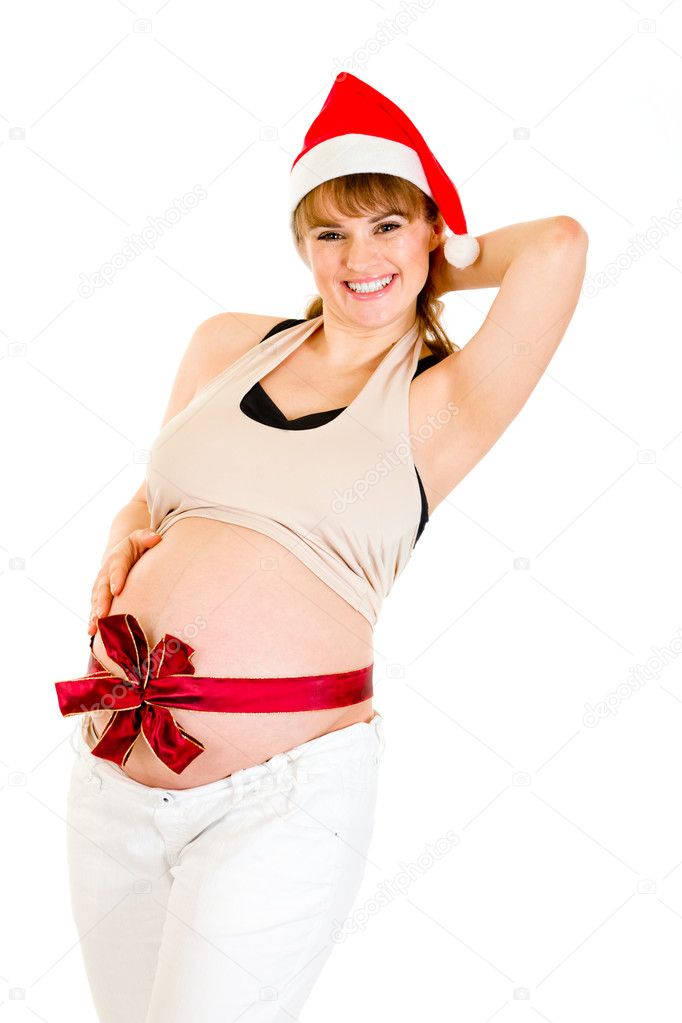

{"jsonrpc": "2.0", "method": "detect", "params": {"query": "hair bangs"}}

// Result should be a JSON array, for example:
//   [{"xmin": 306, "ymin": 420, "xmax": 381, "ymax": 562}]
[{"xmin": 292, "ymin": 173, "xmax": 425, "ymax": 240}]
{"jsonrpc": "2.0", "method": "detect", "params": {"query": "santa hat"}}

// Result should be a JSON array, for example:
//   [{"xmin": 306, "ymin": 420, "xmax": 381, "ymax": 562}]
[{"xmin": 289, "ymin": 71, "xmax": 479, "ymax": 270}]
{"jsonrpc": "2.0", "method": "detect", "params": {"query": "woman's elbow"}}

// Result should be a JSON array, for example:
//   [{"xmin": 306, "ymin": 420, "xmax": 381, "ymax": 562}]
[{"xmin": 552, "ymin": 215, "xmax": 589, "ymax": 250}]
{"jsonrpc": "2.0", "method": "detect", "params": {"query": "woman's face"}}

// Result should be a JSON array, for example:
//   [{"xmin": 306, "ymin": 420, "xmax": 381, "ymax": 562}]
[{"xmin": 298, "ymin": 207, "xmax": 443, "ymax": 323}]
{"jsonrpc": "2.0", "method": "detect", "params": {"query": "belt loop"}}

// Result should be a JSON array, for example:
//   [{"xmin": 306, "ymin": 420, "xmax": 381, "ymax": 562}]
[
  {"xmin": 290, "ymin": 760, "xmax": 308, "ymax": 785},
  {"xmin": 86, "ymin": 763, "xmax": 103, "ymax": 789}
]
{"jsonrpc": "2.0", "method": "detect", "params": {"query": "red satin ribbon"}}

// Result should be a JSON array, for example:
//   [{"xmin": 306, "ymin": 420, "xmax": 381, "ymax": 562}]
[{"xmin": 54, "ymin": 613, "xmax": 373, "ymax": 775}]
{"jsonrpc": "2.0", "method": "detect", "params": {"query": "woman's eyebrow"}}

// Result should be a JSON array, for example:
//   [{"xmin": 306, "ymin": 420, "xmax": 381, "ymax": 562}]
[{"xmin": 310, "ymin": 210, "xmax": 406, "ymax": 231}]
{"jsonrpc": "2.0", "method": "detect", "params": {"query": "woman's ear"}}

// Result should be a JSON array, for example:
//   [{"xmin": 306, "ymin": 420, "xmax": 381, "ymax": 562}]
[{"xmin": 428, "ymin": 216, "xmax": 445, "ymax": 254}]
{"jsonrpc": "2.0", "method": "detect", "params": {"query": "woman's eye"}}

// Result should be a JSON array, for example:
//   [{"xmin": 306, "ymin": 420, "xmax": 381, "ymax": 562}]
[{"xmin": 318, "ymin": 223, "xmax": 401, "ymax": 242}]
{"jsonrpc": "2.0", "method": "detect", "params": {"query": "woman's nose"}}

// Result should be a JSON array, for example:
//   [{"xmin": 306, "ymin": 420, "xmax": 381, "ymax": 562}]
[
  {"xmin": 346, "ymin": 240, "xmax": 381, "ymax": 272},
  {"xmin": 343, "ymin": 236, "xmax": 382, "ymax": 272}
]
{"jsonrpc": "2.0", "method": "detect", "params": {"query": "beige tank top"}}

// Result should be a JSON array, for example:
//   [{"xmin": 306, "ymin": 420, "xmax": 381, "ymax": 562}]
[{"xmin": 146, "ymin": 314, "xmax": 425, "ymax": 626}]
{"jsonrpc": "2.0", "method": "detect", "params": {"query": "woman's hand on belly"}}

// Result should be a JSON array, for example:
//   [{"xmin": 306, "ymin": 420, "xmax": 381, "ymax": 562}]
[{"xmin": 88, "ymin": 528, "xmax": 163, "ymax": 636}]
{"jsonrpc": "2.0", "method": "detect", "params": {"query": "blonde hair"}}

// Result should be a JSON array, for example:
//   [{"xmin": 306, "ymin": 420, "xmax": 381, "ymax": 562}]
[{"xmin": 290, "ymin": 172, "xmax": 460, "ymax": 359}]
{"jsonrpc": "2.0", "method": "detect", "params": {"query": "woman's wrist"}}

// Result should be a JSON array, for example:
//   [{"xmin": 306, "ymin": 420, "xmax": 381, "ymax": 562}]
[
  {"xmin": 435, "ymin": 216, "xmax": 572, "ymax": 295},
  {"xmin": 101, "ymin": 501, "xmax": 152, "ymax": 564}
]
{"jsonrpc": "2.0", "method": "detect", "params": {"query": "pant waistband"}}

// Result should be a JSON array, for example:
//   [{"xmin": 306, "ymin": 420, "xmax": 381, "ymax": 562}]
[{"xmin": 70, "ymin": 711, "xmax": 385, "ymax": 804}]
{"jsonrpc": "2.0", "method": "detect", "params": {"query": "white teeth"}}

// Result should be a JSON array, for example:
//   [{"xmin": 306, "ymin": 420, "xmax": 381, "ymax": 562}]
[{"xmin": 346, "ymin": 274, "xmax": 394, "ymax": 293}]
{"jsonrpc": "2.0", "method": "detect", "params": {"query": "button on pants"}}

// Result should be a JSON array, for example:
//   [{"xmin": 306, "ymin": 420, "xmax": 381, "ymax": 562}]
[{"xmin": 65, "ymin": 712, "xmax": 386, "ymax": 1023}]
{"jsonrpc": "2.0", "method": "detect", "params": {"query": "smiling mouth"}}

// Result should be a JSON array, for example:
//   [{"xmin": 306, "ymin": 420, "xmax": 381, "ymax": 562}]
[{"xmin": 343, "ymin": 273, "xmax": 398, "ymax": 294}]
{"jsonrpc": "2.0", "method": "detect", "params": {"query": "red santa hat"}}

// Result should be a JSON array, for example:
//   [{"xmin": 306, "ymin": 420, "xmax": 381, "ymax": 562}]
[{"xmin": 289, "ymin": 71, "xmax": 480, "ymax": 270}]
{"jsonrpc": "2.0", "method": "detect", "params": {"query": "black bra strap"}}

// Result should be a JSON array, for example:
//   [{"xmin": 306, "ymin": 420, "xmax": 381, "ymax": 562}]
[{"xmin": 260, "ymin": 318, "xmax": 308, "ymax": 342}]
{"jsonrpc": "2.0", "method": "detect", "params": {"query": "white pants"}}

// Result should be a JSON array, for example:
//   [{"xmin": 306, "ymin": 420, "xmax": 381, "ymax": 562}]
[{"xmin": 65, "ymin": 712, "xmax": 385, "ymax": 1023}]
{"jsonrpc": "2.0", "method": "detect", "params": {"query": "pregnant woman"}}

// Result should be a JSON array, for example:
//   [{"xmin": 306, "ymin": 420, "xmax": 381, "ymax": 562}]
[{"xmin": 55, "ymin": 72, "xmax": 587, "ymax": 1022}]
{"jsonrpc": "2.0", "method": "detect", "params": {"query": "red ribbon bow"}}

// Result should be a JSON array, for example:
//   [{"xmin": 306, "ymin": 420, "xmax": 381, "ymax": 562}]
[
  {"xmin": 56, "ymin": 613, "xmax": 375, "ymax": 776},
  {"xmin": 54, "ymin": 613, "xmax": 206, "ymax": 774}
]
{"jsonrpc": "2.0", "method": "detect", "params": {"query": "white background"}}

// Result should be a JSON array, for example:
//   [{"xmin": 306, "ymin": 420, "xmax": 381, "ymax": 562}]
[{"xmin": 2, "ymin": 0, "xmax": 682, "ymax": 1019}]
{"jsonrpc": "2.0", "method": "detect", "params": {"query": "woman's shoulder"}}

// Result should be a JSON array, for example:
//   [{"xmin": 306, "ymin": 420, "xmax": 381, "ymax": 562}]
[
  {"xmin": 200, "ymin": 311, "xmax": 299, "ymax": 359},
  {"xmin": 189, "ymin": 312, "xmax": 293, "ymax": 392},
  {"xmin": 202, "ymin": 311, "xmax": 294, "ymax": 344}
]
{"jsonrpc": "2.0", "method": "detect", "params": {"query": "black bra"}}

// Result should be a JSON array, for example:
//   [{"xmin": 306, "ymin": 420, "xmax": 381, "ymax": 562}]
[{"xmin": 240, "ymin": 318, "xmax": 439, "ymax": 547}]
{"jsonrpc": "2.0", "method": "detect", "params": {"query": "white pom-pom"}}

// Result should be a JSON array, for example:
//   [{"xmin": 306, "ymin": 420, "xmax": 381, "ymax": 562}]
[{"xmin": 444, "ymin": 233, "xmax": 480, "ymax": 269}]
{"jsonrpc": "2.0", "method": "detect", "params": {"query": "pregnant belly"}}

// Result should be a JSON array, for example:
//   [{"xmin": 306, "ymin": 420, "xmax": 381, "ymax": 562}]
[{"xmin": 87, "ymin": 517, "xmax": 374, "ymax": 790}]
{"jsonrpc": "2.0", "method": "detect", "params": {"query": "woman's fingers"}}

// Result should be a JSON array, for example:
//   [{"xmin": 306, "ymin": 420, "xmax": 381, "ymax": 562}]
[
  {"xmin": 89, "ymin": 571, "xmax": 123, "ymax": 630},
  {"xmin": 87, "ymin": 532, "xmax": 161, "ymax": 632},
  {"xmin": 132, "ymin": 529, "xmax": 162, "ymax": 554}
]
